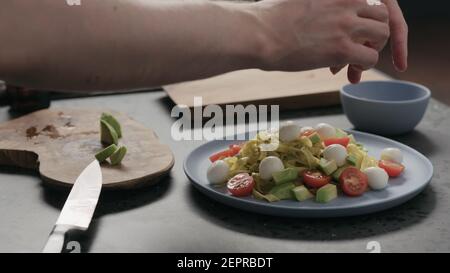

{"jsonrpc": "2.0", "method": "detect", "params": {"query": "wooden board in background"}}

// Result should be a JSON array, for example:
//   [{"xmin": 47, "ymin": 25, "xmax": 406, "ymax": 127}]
[
  {"xmin": 0, "ymin": 109, "xmax": 174, "ymax": 190},
  {"xmin": 164, "ymin": 68, "xmax": 391, "ymax": 110}
]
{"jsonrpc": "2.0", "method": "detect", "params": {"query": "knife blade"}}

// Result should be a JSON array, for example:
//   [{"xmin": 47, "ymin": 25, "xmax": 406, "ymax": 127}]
[{"xmin": 42, "ymin": 160, "xmax": 102, "ymax": 253}]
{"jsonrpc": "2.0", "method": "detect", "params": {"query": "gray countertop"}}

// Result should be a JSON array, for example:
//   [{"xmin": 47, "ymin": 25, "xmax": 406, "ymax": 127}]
[{"xmin": 0, "ymin": 90, "xmax": 449, "ymax": 253}]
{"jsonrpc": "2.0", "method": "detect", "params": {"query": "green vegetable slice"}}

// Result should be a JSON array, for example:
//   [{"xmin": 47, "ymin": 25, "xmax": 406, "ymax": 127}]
[
  {"xmin": 346, "ymin": 155, "xmax": 358, "ymax": 166},
  {"xmin": 316, "ymin": 184, "xmax": 338, "ymax": 203},
  {"xmin": 308, "ymin": 132, "xmax": 321, "ymax": 145},
  {"xmin": 319, "ymin": 158, "xmax": 338, "ymax": 175},
  {"xmin": 110, "ymin": 146, "xmax": 127, "ymax": 165},
  {"xmin": 101, "ymin": 113, "xmax": 122, "ymax": 138},
  {"xmin": 273, "ymin": 168, "xmax": 299, "ymax": 185},
  {"xmin": 292, "ymin": 185, "xmax": 314, "ymax": 202},
  {"xmin": 269, "ymin": 182, "xmax": 296, "ymax": 200},
  {"xmin": 100, "ymin": 119, "xmax": 119, "ymax": 145},
  {"xmin": 95, "ymin": 144, "xmax": 118, "ymax": 162},
  {"xmin": 332, "ymin": 165, "xmax": 349, "ymax": 181}
]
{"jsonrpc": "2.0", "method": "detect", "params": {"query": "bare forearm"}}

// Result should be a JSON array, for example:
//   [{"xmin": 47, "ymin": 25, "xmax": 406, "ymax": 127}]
[
  {"xmin": 0, "ymin": 0, "xmax": 265, "ymax": 91},
  {"xmin": 0, "ymin": 0, "xmax": 398, "ymax": 91}
]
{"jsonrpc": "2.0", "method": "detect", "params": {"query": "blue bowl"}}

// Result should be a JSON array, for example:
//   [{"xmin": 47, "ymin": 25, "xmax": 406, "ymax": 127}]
[{"xmin": 340, "ymin": 81, "xmax": 431, "ymax": 135}]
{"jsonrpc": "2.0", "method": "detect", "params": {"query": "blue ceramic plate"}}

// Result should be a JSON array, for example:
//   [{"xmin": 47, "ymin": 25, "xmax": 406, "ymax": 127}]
[{"xmin": 184, "ymin": 130, "xmax": 433, "ymax": 218}]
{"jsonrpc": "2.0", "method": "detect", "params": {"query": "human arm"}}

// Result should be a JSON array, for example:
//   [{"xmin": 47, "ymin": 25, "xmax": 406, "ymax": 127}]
[{"xmin": 0, "ymin": 0, "xmax": 390, "ymax": 91}]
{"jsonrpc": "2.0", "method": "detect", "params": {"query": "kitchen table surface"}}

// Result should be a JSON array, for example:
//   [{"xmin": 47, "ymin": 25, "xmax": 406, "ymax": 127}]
[{"xmin": 0, "ymin": 90, "xmax": 449, "ymax": 253}]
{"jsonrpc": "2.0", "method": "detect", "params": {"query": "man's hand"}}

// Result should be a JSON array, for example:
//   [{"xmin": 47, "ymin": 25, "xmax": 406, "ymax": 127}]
[
  {"xmin": 330, "ymin": 0, "xmax": 408, "ymax": 83},
  {"xmin": 254, "ymin": 0, "xmax": 390, "ymax": 74}
]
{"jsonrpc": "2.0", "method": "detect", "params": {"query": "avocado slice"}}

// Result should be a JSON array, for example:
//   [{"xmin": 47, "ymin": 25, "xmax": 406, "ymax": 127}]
[
  {"xmin": 101, "ymin": 113, "xmax": 122, "ymax": 138},
  {"xmin": 308, "ymin": 132, "xmax": 321, "ymax": 145},
  {"xmin": 347, "ymin": 144, "xmax": 364, "ymax": 169},
  {"xmin": 319, "ymin": 158, "xmax": 338, "ymax": 176},
  {"xmin": 273, "ymin": 168, "xmax": 299, "ymax": 185},
  {"xmin": 100, "ymin": 120, "xmax": 119, "ymax": 145},
  {"xmin": 346, "ymin": 154, "xmax": 358, "ymax": 166},
  {"xmin": 110, "ymin": 146, "xmax": 127, "ymax": 165},
  {"xmin": 332, "ymin": 165, "xmax": 349, "ymax": 181},
  {"xmin": 316, "ymin": 184, "xmax": 337, "ymax": 203},
  {"xmin": 95, "ymin": 144, "xmax": 118, "ymax": 163},
  {"xmin": 292, "ymin": 185, "xmax": 314, "ymax": 202},
  {"xmin": 269, "ymin": 182, "xmax": 296, "ymax": 200}
]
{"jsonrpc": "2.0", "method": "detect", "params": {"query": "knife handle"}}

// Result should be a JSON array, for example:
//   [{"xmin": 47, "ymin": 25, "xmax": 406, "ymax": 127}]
[{"xmin": 42, "ymin": 226, "xmax": 69, "ymax": 253}]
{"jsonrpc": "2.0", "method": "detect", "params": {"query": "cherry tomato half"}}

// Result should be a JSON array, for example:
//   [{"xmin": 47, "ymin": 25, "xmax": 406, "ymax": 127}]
[
  {"xmin": 379, "ymin": 160, "xmax": 405, "ymax": 177},
  {"xmin": 228, "ymin": 144, "xmax": 242, "ymax": 157},
  {"xmin": 339, "ymin": 167, "xmax": 368, "ymax": 197},
  {"xmin": 324, "ymin": 137, "xmax": 350, "ymax": 147},
  {"xmin": 303, "ymin": 170, "xmax": 331, "ymax": 188},
  {"xmin": 227, "ymin": 173, "xmax": 255, "ymax": 197}
]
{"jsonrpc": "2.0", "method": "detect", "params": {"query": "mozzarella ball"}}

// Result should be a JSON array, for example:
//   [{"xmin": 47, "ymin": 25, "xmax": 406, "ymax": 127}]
[
  {"xmin": 299, "ymin": 126, "xmax": 314, "ymax": 136},
  {"xmin": 323, "ymin": 144, "xmax": 347, "ymax": 167},
  {"xmin": 207, "ymin": 160, "xmax": 230, "ymax": 185},
  {"xmin": 315, "ymin": 123, "xmax": 336, "ymax": 139},
  {"xmin": 259, "ymin": 156, "xmax": 284, "ymax": 180},
  {"xmin": 279, "ymin": 121, "xmax": 301, "ymax": 142},
  {"xmin": 380, "ymin": 148, "xmax": 403, "ymax": 164},
  {"xmin": 364, "ymin": 167, "xmax": 389, "ymax": 190}
]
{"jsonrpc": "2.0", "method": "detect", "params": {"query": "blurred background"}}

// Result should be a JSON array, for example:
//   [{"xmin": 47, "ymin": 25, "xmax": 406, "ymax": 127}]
[{"xmin": 377, "ymin": 0, "xmax": 450, "ymax": 105}]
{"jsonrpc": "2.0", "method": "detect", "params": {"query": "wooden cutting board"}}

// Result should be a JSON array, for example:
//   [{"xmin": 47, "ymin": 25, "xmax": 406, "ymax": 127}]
[
  {"xmin": 164, "ymin": 68, "xmax": 391, "ymax": 110},
  {"xmin": 0, "ymin": 109, "xmax": 174, "ymax": 190}
]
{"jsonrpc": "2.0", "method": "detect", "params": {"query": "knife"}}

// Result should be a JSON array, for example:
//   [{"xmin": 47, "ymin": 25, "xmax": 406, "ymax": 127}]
[{"xmin": 42, "ymin": 160, "xmax": 102, "ymax": 253}]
